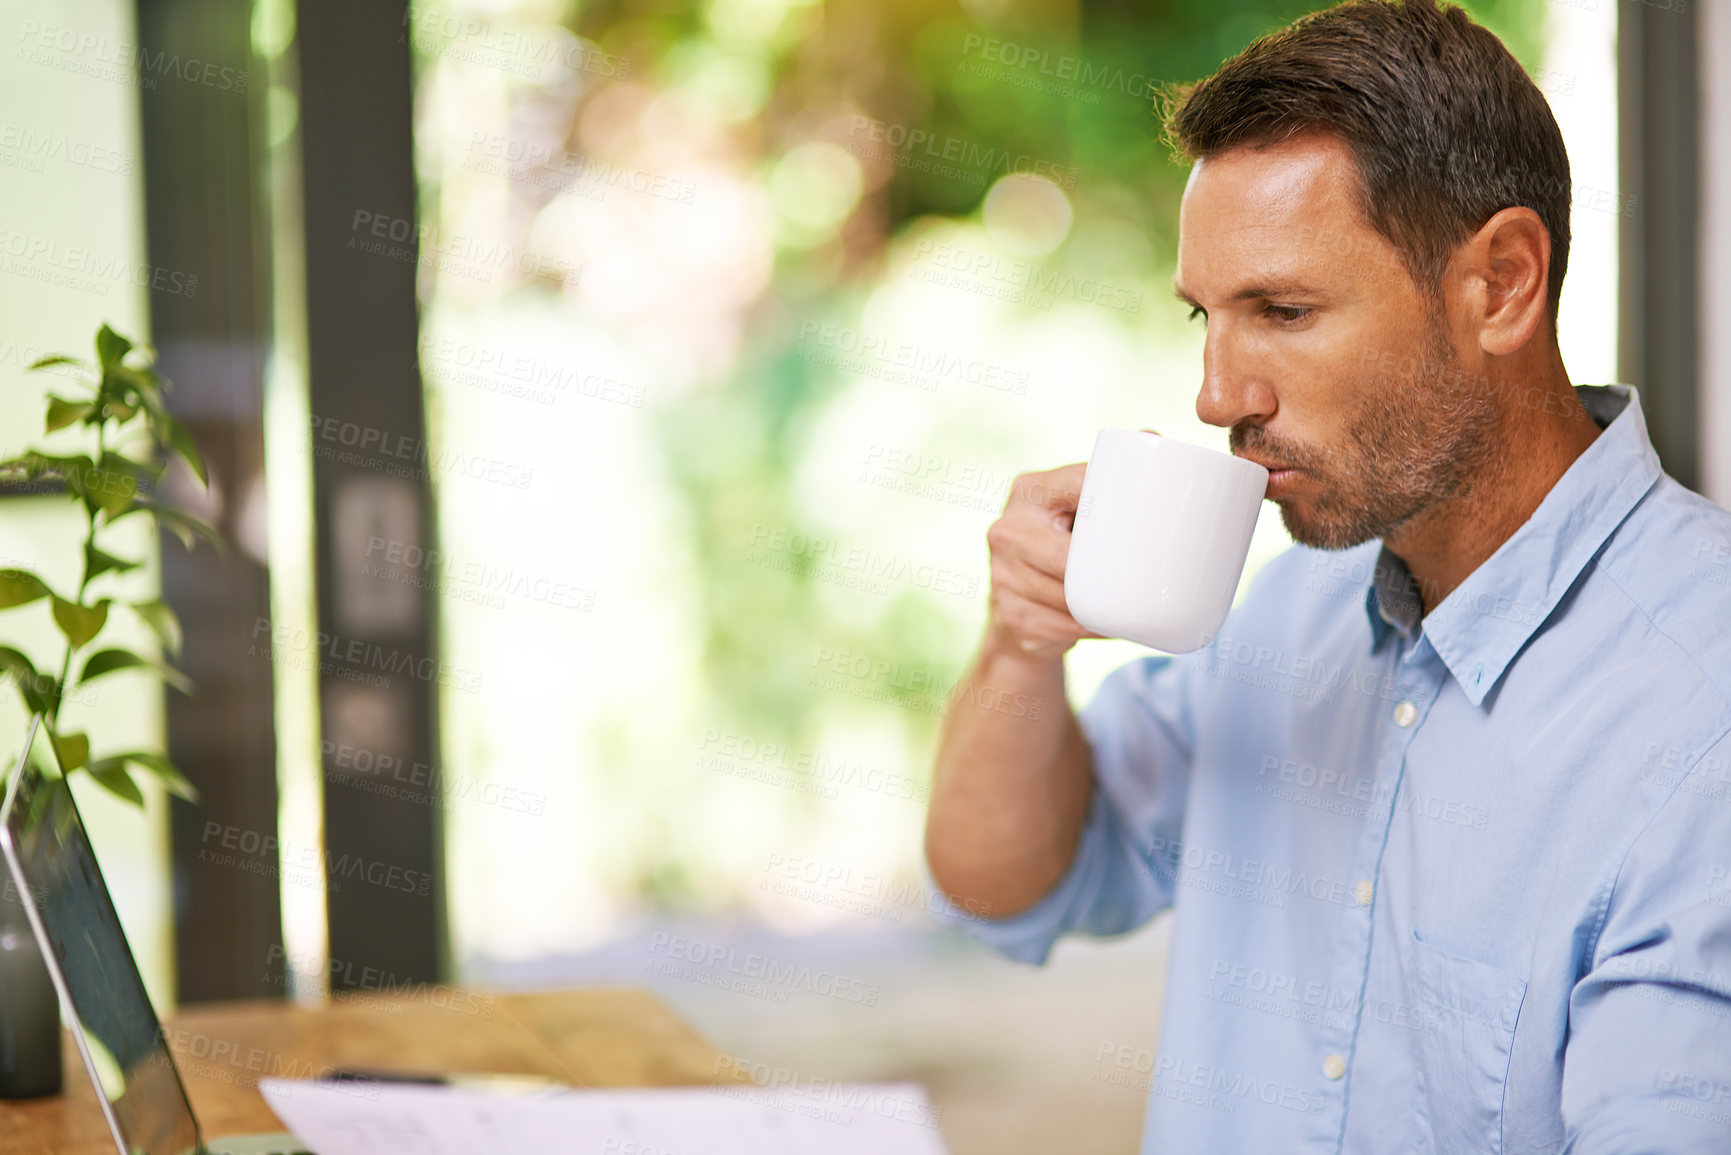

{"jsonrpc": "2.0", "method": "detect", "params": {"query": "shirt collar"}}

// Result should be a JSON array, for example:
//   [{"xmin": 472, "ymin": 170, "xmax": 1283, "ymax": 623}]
[{"xmin": 1362, "ymin": 384, "xmax": 1664, "ymax": 705}]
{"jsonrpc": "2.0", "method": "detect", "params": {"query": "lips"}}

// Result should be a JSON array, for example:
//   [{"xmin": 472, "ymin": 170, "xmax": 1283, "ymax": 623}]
[
  {"xmin": 1232, "ymin": 453, "xmax": 1299, "ymax": 495},
  {"xmin": 1264, "ymin": 467, "xmax": 1299, "ymax": 499},
  {"xmin": 1230, "ymin": 445, "xmax": 1302, "ymax": 497},
  {"xmin": 1234, "ymin": 454, "xmax": 1292, "ymax": 474}
]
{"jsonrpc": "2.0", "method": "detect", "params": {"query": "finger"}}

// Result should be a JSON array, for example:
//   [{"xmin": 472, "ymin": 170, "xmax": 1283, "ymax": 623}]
[
  {"xmin": 991, "ymin": 594, "xmax": 1092, "ymax": 652},
  {"xmin": 993, "ymin": 554, "xmax": 1071, "ymax": 615},
  {"xmin": 1008, "ymin": 463, "xmax": 1086, "ymax": 512},
  {"xmin": 1011, "ymin": 520, "xmax": 1074, "ymax": 582},
  {"xmin": 986, "ymin": 503, "xmax": 1075, "ymax": 581}
]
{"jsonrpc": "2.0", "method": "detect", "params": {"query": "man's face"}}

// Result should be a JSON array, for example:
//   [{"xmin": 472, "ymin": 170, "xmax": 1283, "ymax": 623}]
[{"xmin": 1174, "ymin": 133, "xmax": 1500, "ymax": 550}]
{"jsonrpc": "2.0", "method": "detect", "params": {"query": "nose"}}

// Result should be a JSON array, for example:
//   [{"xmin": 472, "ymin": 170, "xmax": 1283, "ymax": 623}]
[{"xmin": 1194, "ymin": 325, "xmax": 1277, "ymax": 430}]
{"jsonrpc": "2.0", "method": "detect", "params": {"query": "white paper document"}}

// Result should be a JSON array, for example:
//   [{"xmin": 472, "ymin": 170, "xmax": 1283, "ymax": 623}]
[{"xmin": 259, "ymin": 1077, "xmax": 952, "ymax": 1155}]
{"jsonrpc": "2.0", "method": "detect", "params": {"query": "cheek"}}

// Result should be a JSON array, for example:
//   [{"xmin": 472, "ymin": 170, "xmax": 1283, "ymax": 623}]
[
  {"xmin": 1332, "ymin": 317, "xmax": 1447, "ymax": 406},
  {"xmin": 1271, "ymin": 362, "xmax": 1366, "ymax": 453},
  {"xmin": 1272, "ymin": 314, "xmax": 1387, "ymax": 410},
  {"xmin": 1295, "ymin": 369, "xmax": 1393, "ymax": 476}
]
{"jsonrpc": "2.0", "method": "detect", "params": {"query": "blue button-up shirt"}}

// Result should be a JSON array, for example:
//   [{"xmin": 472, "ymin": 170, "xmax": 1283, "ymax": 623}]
[{"xmin": 927, "ymin": 385, "xmax": 1731, "ymax": 1152}]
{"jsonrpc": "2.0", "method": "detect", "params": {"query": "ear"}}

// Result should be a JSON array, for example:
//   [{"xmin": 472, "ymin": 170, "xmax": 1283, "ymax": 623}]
[{"xmin": 1458, "ymin": 206, "xmax": 1552, "ymax": 357}]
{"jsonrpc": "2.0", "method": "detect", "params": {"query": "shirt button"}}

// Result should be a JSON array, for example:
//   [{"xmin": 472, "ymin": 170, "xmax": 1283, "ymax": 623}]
[
  {"xmin": 1393, "ymin": 700, "xmax": 1418, "ymax": 727},
  {"xmin": 1353, "ymin": 880, "xmax": 1374, "ymax": 906},
  {"xmin": 1323, "ymin": 1053, "xmax": 1346, "ymax": 1080}
]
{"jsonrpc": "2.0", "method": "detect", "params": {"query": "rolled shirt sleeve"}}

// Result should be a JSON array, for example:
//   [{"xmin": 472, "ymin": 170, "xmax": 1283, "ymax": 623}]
[
  {"xmin": 924, "ymin": 651, "xmax": 1201, "ymax": 965},
  {"xmin": 1561, "ymin": 731, "xmax": 1731, "ymax": 1153}
]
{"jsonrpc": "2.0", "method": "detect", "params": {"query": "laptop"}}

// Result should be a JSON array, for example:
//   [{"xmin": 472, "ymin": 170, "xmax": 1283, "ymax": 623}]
[{"xmin": 0, "ymin": 714, "xmax": 312, "ymax": 1155}]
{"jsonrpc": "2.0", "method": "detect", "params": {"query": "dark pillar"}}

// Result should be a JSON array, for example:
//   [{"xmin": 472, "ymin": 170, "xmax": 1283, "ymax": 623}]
[
  {"xmin": 1619, "ymin": 0, "xmax": 1701, "ymax": 489},
  {"xmin": 133, "ymin": 0, "xmax": 284, "ymax": 1001},
  {"xmin": 295, "ymin": 0, "xmax": 446, "ymax": 987}
]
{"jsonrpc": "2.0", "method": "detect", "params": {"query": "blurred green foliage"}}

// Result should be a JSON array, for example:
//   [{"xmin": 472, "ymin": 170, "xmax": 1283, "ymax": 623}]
[
  {"xmin": 414, "ymin": 0, "xmax": 1547, "ymax": 910},
  {"xmin": 640, "ymin": 0, "xmax": 1546, "ymax": 887}
]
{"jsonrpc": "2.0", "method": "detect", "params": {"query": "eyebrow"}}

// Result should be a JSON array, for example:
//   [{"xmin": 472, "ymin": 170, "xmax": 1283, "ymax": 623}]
[{"xmin": 1172, "ymin": 279, "xmax": 1323, "ymax": 307}]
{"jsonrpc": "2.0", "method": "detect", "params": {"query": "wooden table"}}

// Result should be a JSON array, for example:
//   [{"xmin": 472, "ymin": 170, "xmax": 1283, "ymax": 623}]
[{"xmin": 0, "ymin": 987, "xmax": 746, "ymax": 1154}]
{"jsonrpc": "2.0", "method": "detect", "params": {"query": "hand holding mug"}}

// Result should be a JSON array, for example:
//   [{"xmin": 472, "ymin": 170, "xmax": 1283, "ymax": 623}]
[{"xmin": 983, "ymin": 463, "xmax": 1104, "ymax": 661}]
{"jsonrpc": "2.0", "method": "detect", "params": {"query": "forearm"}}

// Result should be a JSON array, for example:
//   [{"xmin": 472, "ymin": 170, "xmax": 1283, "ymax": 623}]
[{"xmin": 924, "ymin": 623, "xmax": 1095, "ymax": 919}]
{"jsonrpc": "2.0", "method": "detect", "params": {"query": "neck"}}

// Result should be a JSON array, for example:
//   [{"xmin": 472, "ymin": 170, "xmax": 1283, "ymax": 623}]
[{"xmin": 1384, "ymin": 365, "xmax": 1603, "ymax": 617}]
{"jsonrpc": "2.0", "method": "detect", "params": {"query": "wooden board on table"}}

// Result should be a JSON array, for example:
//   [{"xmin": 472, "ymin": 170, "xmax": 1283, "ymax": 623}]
[{"xmin": 0, "ymin": 987, "xmax": 737, "ymax": 1155}]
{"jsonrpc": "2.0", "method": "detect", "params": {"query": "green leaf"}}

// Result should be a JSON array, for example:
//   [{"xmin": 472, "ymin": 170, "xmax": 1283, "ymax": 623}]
[
  {"xmin": 92, "ymin": 752, "xmax": 199, "ymax": 803},
  {"xmin": 46, "ymin": 395, "xmax": 95, "ymax": 433},
  {"xmin": 77, "ymin": 649, "xmax": 147, "ymax": 684},
  {"xmin": 150, "ymin": 506, "xmax": 223, "ymax": 553},
  {"xmin": 43, "ymin": 452, "xmax": 96, "ymax": 475},
  {"xmin": 95, "ymin": 325, "xmax": 132, "ymax": 371},
  {"xmin": 0, "ymin": 451, "xmax": 91, "ymax": 491},
  {"xmin": 75, "ymin": 645, "xmax": 193, "ymax": 695},
  {"xmin": 96, "ymin": 452, "xmax": 163, "ymax": 494},
  {"xmin": 29, "ymin": 354, "xmax": 84, "ymax": 371},
  {"xmin": 160, "ymin": 414, "xmax": 207, "ymax": 486},
  {"xmin": 111, "ymin": 363, "xmax": 166, "ymax": 411},
  {"xmin": 83, "ymin": 467, "xmax": 137, "ymax": 519},
  {"xmin": 85, "ymin": 542, "xmax": 140, "ymax": 581},
  {"xmin": 0, "ymin": 646, "xmax": 48, "ymax": 714},
  {"xmin": 53, "ymin": 731, "xmax": 90, "ymax": 772},
  {"xmin": 0, "ymin": 646, "xmax": 38, "ymax": 683},
  {"xmin": 0, "ymin": 569, "xmax": 52, "ymax": 610},
  {"xmin": 102, "ymin": 394, "xmax": 139, "ymax": 424},
  {"xmin": 85, "ymin": 763, "xmax": 145, "ymax": 807},
  {"xmin": 129, "ymin": 599, "xmax": 183, "ymax": 660},
  {"xmin": 98, "ymin": 451, "xmax": 159, "ymax": 483},
  {"xmin": 51, "ymin": 596, "xmax": 109, "ymax": 648},
  {"xmin": 161, "ymin": 663, "xmax": 194, "ymax": 695}
]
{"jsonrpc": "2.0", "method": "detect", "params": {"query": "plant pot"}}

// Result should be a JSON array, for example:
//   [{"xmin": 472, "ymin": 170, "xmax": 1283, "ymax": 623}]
[{"xmin": 0, "ymin": 855, "xmax": 62, "ymax": 1098}]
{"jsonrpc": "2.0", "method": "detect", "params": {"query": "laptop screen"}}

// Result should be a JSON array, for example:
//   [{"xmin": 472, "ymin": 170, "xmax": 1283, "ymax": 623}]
[{"xmin": 1, "ymin": 717, "xmax": 202, "ymax": 1155}]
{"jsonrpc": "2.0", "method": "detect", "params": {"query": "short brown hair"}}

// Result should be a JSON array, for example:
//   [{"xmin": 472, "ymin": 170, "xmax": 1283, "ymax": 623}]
[{"xmin": 1165, "ymin": 0, "xmax": 1571, "ymax": 326}]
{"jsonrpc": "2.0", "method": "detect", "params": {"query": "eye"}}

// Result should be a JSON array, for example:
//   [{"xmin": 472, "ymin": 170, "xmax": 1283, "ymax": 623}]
[
  {"xmin": 1187, "ymin": 304, "xmax": 1207, "ymax": 324},
  {"xmin": 1265, "ymin": 304, "xmax": 1313, "ymax": 325}
]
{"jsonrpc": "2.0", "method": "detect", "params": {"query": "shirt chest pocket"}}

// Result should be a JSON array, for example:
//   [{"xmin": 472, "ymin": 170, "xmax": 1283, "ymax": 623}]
[{"xmin": 1409, "ymin": 931, "xmax": 1528, "ymax": 1154}]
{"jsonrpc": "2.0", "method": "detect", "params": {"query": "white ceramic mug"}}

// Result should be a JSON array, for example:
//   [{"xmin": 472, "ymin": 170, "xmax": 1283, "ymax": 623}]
[{"xmin": 1064, "ymin": 428, "xmax": 1268, "ymax": 653}]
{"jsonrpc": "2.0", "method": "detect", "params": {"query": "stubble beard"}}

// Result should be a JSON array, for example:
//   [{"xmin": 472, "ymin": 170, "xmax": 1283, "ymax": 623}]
[{"xmin": 1234, "ymin": 318, "xmax": 1504, "ymax": 551}]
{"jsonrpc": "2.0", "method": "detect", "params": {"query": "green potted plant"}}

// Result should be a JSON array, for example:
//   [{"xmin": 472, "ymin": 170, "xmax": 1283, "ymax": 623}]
[{"xmin": 0, "ymin": 323, "xmax": 218, "ymax": 1098}]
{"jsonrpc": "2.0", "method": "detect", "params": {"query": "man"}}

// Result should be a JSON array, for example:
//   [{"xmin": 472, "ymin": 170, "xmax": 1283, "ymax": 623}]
[{"xmin": 922, "ymin": 0, "xmax": 1731, "ymax": 1150}]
